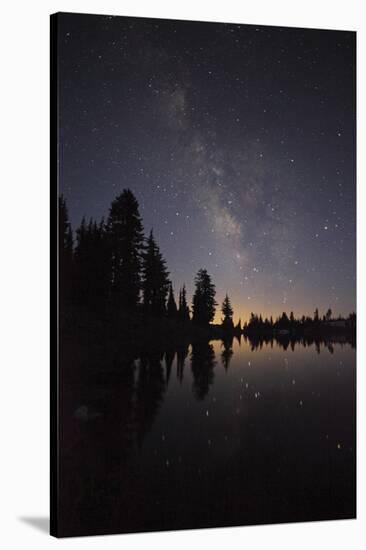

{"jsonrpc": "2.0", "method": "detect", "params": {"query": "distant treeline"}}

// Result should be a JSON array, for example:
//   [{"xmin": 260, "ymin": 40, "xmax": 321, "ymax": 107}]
[{"xmin": 244, "ymin": 309, "xmax": 356, "ymax": 335}]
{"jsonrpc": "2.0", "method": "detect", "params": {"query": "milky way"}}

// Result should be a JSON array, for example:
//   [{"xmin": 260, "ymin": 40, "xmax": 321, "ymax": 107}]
[{"xmin": 58, "ymin": 13, "xmax": 356, "ymax": 322}]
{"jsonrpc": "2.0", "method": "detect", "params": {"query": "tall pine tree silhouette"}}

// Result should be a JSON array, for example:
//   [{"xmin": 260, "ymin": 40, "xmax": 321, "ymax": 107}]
[
  {"xmin": 74, "ymin": 217, "xmax": 109, "ymax": 308},
  {"xmin": 221, "ymin": 293, "xmax": 234, "ymax": 330},
  {"xmin": 178, "ymin": 285, "xmax": 190, "ymax": 322},
  {"xmin": 141, "ymin": 230, "xmax": 170, "ymax": 316},
  {"xmin": 107, "ymin": 189, "xmax": 144, "ymax": 311},
  {"xmin": 93, "ymin": 218, "xmax": 110, "ymax": 306},
  {"xmin": 192, "ymin": 268, "xmax": 217, "ymax": 326},
  {"xmin": 59, "ymin": 195, "xmax": 73, "ymax": 303},
  {"xmin": 73, "ymin": 216, "xmax": 88, "ymax": 305},
  {"xmin": 167, "ymin": 284, "xmax": 178, "ymax": 319}
]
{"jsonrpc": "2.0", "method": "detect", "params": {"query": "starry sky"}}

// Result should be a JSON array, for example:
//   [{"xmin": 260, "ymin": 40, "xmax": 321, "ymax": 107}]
[{"xmin": 57, "ymin": 12, "xmax": 356, "ymax": 323}]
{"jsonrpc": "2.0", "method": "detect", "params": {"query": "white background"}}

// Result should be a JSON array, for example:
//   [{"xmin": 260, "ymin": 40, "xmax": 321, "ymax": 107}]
[{"xmin": 0, "ymin": 0, "xmax": 364, "ymax": 547}]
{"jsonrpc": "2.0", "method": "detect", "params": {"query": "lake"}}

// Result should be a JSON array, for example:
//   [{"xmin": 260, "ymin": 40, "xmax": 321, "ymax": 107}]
[{"xmin": 59, "ymin": 336, "xmax": 356, "ymax": 536}]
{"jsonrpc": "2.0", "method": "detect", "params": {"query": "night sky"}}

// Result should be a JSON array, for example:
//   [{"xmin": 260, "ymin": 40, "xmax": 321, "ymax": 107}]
[{"xmin": 57, "ymin": 12, "xmax": 356, "ymax": 323}]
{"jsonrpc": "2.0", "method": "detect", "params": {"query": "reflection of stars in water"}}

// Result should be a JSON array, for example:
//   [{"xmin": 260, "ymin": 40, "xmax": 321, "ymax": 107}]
[{"xmin": 139, "ymin": 337, "xmax": 354, "ymax": 488}]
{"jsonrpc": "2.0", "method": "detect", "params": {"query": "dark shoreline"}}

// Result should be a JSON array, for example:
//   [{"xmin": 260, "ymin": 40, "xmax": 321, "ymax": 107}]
[{"xmin": 60, "ymin": 304, "xmax": 356, "ymax": 383}]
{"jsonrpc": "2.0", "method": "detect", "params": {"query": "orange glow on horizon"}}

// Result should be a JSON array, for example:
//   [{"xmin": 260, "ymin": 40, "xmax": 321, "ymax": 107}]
[{"xmin": 212, "ymin": 300, "xmax": 353, "ymax": 326}]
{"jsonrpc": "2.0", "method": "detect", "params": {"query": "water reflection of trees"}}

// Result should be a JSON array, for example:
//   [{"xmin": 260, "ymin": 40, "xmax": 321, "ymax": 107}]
[
  {"xmin": 244, "ymin": 334, "xmax": 355, "ymax": 352},
  {"xmin": 129, "ymin": 334, "xmax": 355, "ymax": 447},
  {"xmin": 164, "ymin": 350, "xmax": 175, "ymax": 385},
  {"xmin": 64, "ymin": 333, "xmax": 355, "ymax": 469},
  {"xmin": 134, "ymin": 353, "xmax": 166, "ymax": 446},
  {"xmin": 190, "ymin": 342, "xmax": 216, "ymax": 400},
  {"xmin": 176, "ymin": 345, "xmax": 189, "ymax": 383},
  {"xmin": 60, "ymin": 333, "xmax": 355, "ymax": 535},
  {"xmin": 221, "ymin": 336, "xmax": 234, "ymax": 371}
]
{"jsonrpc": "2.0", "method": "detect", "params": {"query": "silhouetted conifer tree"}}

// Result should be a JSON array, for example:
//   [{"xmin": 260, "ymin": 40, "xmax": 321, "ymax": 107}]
[
  {"xmin": 141, "ymin": 230, "xmax": 170, "ymax": 316},
  {"xmin": 59, "ymin": 195, "xmax": 73, "ymax": 302},
  {"xmin": 107, "ymin": 189, "xmax": 144, "ymax": 310},
  {"xmin": 278, "ymin": 312, "xmax": 290, "ymax": 329},
  {"xmin": 247, "ymin": 312, "xmax": 258, "ymax": 331},
  {"xmin": 178, "ymin": 285, "xmax": 190, "ymax": 322},
  {"xmin": 73, "ymin": 217, "xmax": 89, "ymax": 304},
  {"xmin": 348, "ymin": 312, "xmax": 356, "ymax": 330},
  {"xmin": 94, "ymin": 218, "xmax": 111, "ymax": 303},
  {"xmin": 221, "ymin": 293, "xmax": 234, "ymax": 329},
  {"xmin": 167, "ymin": 284, "xmax": 178, "ymax": 319},
  {"xmin": 192, "ymin": 268, "xmax": 217, "ymax": 326},
  {"xmin": 73, "ymin": 217, "xmax": 109, "ymax": 308}
]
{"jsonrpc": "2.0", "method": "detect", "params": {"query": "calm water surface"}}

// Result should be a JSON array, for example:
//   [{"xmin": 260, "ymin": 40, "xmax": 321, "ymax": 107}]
[{"xmin": 60, "ymin": 337, "xmax": 356, "ymax": 536}]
